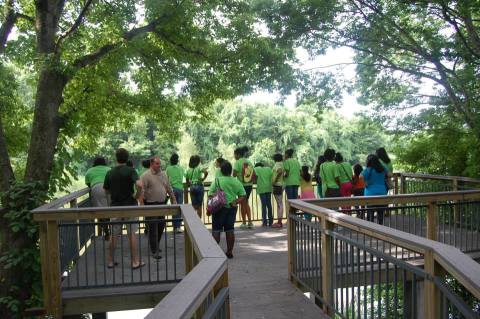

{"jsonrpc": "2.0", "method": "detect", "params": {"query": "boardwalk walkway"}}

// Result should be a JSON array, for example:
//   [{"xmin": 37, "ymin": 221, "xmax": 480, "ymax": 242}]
[{"xmin": 224, "ymin": 226, "xmax": 329, "ymax": 319}]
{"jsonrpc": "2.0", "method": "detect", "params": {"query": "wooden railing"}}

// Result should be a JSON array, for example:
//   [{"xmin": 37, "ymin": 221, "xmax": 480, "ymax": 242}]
[
  {"xmin": 33, "ymin": 197, "xmax": 229, "ymax": 318},
  {"xmin": 288, "ymin": 192, "xmax": 480, "ymax": 318}
]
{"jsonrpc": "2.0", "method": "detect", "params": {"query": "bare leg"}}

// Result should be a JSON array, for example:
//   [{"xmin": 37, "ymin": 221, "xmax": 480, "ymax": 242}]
[
  {"xmin": 212, "ymin": 232, "xmax": 220, "ymax": 244},
  {"xmin": 245, "ymin": 203, "xmax": 252, "ymax": 223},
  {"xmin": 195, "ymin": 205, "xmax": 202, "ymax": 219},
  {"xmin": 240, "ymin": 203, "xmax": 247, "ymax": 224},
  {"xmin": 225, "ymin": 232, "xmax": 235, "ymax": 258},
  {"xmin": 129, "ymin": 233, "xmax": 141, "ymax": 267}
]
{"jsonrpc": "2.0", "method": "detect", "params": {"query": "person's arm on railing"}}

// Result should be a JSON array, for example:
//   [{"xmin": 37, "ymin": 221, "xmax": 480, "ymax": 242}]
[{"xmin": 230, "ymin": 196, "xmax": 245, "ymax": 207}]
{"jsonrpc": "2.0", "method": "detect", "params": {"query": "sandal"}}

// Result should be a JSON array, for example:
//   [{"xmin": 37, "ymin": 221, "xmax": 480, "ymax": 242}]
[
  {"xmin": 132, "ymin": 261, "xmax": 146, "ymax": 269},
  {"xmin": 107, "ymin": 261, "xmax": 118, "ymax": 268}
]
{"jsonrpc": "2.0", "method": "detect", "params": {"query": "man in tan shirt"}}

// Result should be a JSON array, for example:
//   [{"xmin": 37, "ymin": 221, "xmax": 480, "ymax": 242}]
[{"xmin": 141, "ymin": 157, "xmax": 177, "ymax": 259}]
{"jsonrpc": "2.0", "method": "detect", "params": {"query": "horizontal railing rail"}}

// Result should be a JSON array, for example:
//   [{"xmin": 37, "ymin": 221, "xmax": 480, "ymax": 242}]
[
  {"xmin": 288, "ymin": 199, "xmax": 480, "ymax": 318},
  {"xmin": 33, "ymin": 202, "xmax": 229, "ymax": 318}
]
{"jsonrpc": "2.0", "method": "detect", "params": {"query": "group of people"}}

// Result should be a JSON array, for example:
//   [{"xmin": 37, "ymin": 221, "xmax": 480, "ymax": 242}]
[{"xmin": 85, "ymin": 146, "xmax": 393, "ymax": 263}]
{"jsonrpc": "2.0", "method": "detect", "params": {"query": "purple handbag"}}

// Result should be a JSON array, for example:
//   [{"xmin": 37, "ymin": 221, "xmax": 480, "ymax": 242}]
[{"xmin": 207, "ymin": 179, "xmax": 227, "ymax": 214}]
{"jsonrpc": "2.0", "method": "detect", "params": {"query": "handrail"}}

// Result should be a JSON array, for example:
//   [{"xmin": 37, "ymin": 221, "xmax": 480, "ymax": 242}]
[
  {"xmin": 33, "ymin": 200, "xmax": 229, "ymax": 318},
  {"xmin": 289, "ymin": 199, "xmax": 480, "ymax": 301},
  {"xmin": 36, "ymin": 188, "xmax": 90, "ymax": 210},
  {"xmin": 396, "ymin": 172, "xmax": 480, "ymax": 183}
]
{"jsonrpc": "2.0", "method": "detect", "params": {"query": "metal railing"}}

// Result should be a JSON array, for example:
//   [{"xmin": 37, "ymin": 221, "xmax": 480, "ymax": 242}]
[
  {"xmin": 33, "ymin": 198, "xmax": 229, "ymax": 318},
  {"xmin": 288, "ymin": 199, "xmax": 480, "ymax": 318}
]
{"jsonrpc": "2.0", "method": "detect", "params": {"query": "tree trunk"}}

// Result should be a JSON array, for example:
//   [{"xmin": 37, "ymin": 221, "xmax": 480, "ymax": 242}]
[{"xmin": 24, "ymin": 66, "xmax": 66, "ymax": 183}]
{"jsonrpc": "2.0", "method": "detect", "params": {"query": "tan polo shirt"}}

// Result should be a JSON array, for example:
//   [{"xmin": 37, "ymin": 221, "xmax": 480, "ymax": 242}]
[{"xmin": 141, "ymin": 169, "xmax": 172, "ymax": 203}]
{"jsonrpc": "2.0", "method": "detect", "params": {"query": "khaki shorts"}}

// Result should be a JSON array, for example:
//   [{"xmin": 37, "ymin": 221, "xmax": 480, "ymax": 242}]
[{"xmin": 110, "ymin": 217, "xmax": 139, "ymax": 235}]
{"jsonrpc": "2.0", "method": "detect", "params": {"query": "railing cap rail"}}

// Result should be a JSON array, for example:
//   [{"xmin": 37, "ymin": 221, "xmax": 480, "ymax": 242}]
[
  {"xmin": 289, "ymin": 199, "xmax": 480, "ymax": 300},
  {"xmin": 396, "ymin": 172, "xmax": 480, "ymax": 183}
]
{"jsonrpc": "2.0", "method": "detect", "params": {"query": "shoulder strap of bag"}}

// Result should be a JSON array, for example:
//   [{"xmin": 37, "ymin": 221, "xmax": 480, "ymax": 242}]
[{"xmin": 340, "ymin": 164, "xmax": 353, "ymax": 182}]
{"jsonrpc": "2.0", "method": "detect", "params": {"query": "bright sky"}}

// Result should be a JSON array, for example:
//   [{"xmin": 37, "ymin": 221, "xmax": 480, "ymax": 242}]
[{"xmin": 239, "ymin": 46, "xmax": 369, "ymax": 118}]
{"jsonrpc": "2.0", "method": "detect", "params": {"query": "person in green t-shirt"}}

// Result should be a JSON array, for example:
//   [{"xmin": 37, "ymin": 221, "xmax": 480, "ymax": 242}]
[
  {"xmin": 233, "ymin": 146, "xmax": 254, "ymax": 230},
  {"xmin": 85, "ymin": 156, "xmax": 111, "ymax": 239},
  {"xmin": 283, "ymin": 148, "xmax": 301, "ymax": 201},
  {"xmin": 166, "ymin": 153, "xmax": 185, "ymax": 232},
  {"xmin": 271, "ymin": 153, "xmax": 284, "ymax": 228},
  {"xmin": 214, "ymin": 157, "xmax": 225, "ymax": 179},
  {"xmin": 319, "ymin": 148, "xmax": 341, "ymax": 198},
  {"xmin": 207, "ymin": 161, "xmax": 246, "ymax": 259},
  {"xmin": 186, "ymin": 155, "xmax": 208, "ymax": 218},
  {"xmin": 335, "ymin": 152, "xmax": 353, "ymax": 198},
  {"xmin": 254, "ymin": 163, "xmax": 273, "ymax": 226}
]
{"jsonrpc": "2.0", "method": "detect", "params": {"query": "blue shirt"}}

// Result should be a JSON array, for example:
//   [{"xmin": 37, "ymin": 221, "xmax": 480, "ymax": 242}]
[{"xmin": 361, "ymin": 167, "xmax": 387, "ymax": 196}]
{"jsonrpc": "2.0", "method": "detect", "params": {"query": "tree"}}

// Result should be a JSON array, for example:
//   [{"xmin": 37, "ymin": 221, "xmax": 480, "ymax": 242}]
[
  {"xmin": 258, "ymin": 0, "xmax": 480, "ymax": 174},
  {"xmin": 0, "ymin": 1, "xmax": 297, "ymax": 316}
]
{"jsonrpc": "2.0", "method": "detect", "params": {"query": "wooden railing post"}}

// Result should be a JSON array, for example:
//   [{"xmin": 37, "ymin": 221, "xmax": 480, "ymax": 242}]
[
  {"xmin": 184, "ymin": 226, "xmax": 193, "ymax": 274},
  {"xmin": 321, "ymin": 217, "xmax": 334, "ymax": 316},
  {"xmin": 452, "ymin": 178, "xmax": 460, "ymax": 225},
  {"xmin": 424, "ymin": 249, "xmax": 441, "ymax": 319},
  {"xmin": 400, "ymin": 174, "xmax": 406, "ymax": 194},
  {"xmin": 38, "ymin": 222, "xmax": 51, "ymax": 315},
  {"xmin": 69, "ymin": 198, "xmax": 78, "ymax": 208},
  {"xmin": 213, "ymin": 269, "xmax": 230, "ymax": 319},
  {"xmin": 394, "ymin": 174, "xmax": 399, "ymax": 195},
  {"xmin": 426, "ymin": 202, "xmax": 438, "ymax": 241},
  {"xmin": 46, "ymin": 220, "xmax": 62, "ymax": 318},
  {"xmin": 287, "ymin": 210, "xmax": 295, "ymax": 284}
]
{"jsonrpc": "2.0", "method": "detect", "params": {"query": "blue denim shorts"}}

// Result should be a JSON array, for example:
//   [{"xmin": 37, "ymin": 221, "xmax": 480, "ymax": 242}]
[
  {"xmin": 212, "ymin": 206, "xmax": 237, "ymax": 233},
  {"xmin": 190, "ymin": 184, "xmax": 204, "ymax": 206}
]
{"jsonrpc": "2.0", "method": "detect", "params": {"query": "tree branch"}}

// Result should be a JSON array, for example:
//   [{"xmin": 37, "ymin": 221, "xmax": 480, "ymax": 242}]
[
  {"xmin": 55, "ymin": 0, "xmax": 95, "ymax": 52},
  {"xmin": 71, "ymin": 17, "xmax": 166, "ymax": 72},
  {"xmin": 0, "ymin": 0, "xmax": 17, "ymax": 53}
]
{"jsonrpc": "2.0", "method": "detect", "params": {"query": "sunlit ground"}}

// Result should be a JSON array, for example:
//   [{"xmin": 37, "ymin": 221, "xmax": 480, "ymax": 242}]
[{"xmin": 108, "ymin": 309, "xmax": 152, "ymax": 318}]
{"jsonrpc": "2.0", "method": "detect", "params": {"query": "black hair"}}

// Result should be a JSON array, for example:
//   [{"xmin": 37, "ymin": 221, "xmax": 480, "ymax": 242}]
[
  {"xmin": 366, "ymin": 154, "xmax": 384, "ymax": 173},
  {"xmin": 273, "ymin": 153, "xmax": 283, "ymax": 162},
  {"xmin": 285, "ymin": 148, "xmax": 294, "ymax": 158},
  {"xmin": 189, "ymin": 155, "xmax": 200, "ymax": 168},
  {"xmin": 234, "ymin": 146, "xmax": 249, "ymax": 158},
  {"xmin": 126, "ymin": 159, "xmax": 134, "ymax": 168},
  {"xmin": 313, "ymin": 155, "xmax": 326, "ymax": 179},
  {"xmin": 216, "ymin": 157, "xmax": 225, "ymax": 165},
  {"xmin": 335, "ymin": 152, "xmax": 343, "ymax": 163},
  {"xmin": 220, "ymin": 160, "xmax": 233, "ymax": 176},
  {"xmin": 323, "ymin": 148, "xmax": 336, "ymax": 161},
  {"xmin": 93, "ymin": 157, "xmax": 106, "ymax": 167},
  {"xmin": 375, "ymin": 147, "xmax": 391, "ymax": 164},
  {"xmin": 353, "ymin": 163, "xmax": 363, "ymax": 176},
  {"xmin": 255, "ymin": 162, "xmax": 264, "ymax": 167},
  {"xmin": 301, "ymin": 166, "xmax": 311, "ymax": 182},
  {"xmin": 116, "ymin": 148, "xmax": 129, "ymax": 164},
  {"xmin": 142, "ymin": 159, "xmax": 151, "ymax": 169},
  {"xmin": 170, "ymin": 153, "xmax": 179, "ymax": 165}
]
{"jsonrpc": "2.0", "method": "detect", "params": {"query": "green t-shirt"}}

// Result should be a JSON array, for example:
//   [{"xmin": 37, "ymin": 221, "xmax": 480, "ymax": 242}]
[
  {"xmin": 320, "ymin": 161, "xmax": 340, "ymax": 195},
  {"xmin": 186, "ymin": 167, "xmax": 203, "ymax": 185},
  {"xmin": 215, "ymin": 168, "xmax": 223, "ymax": 178},
  {"xmin": 254, "ymin": 167, "xmax": 273, "ymax": 194},
  {"xmin": 380, "ymin": 159, "xmax": 393, "ymax": 173},
  {"xmin": 272, "ymin": 162, "xmax": 284, "ymax": 186},
  {"xmin": 338, "ymin": 162, "xmax": 353, "ymax": 184},
  {"xmin": 283, "ymin": 158, "xmax": 301, "ymax": 186},
  {"xmin": 233, "ymin": 158, "xmax": 254, "ymax": 185},
  {"xmin": 103, "ymin": 165, "xmax": 139, "ymax": 205},
  {"xmin": 208, "ymin": 176, "xmax": 246, "ymax": 208},
  {"xmin": 85, "ymin": 165, "xmax": 111, "ymax": 187},
  {"xmin": 166, "ymin": 165, "xmax": 185, "ymax": 189},
  {"xmin": 138, "ymin": 167, "xmax": 149, "ymax": 176}
]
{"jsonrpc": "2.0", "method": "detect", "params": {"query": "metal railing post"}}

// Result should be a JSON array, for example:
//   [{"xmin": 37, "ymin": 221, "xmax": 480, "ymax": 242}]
[
  {"xmin": 321, "ymin": 217, "xmax": 334, "ymax": 316},
  {"xmin": 426, "ymin": 202, "xmax": 438, "ymax": 241},
  {"xmin": 394, "ymin": 174, "xmax": 399, "ymax": 195},
  {"xmin": 400, "ymin": 174, "xmax": 407, "ymax": 194}
]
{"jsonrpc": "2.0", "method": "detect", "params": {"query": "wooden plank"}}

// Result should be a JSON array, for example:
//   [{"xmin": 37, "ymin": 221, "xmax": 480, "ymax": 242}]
[
  {"xmin": 63, "ymin": 283, "xmax": 176, "ymax": 315},
  {"xmin": 400, "ymin": 173, "xmax": 480, "ymax": 184},
  {"xmin": 426, "ymin": 202, "xmax": 437, "ymax": 241},
  {"xmin": 185, "ymin": 223, "xmax": 193, "ymax": 274},
  {"xmin": 33, "ymin": 205, "xmax": 182, "ymax": 221},
  {"xmin": 38, "ymin": 222, "xmax": 51, "ymax": 313},
  {"xmin": 287, "ymin": 212, "xmax": 295, "ymax": 282},
  {"xmin": 47, "ymin": 221, "xmax": 62, "ymax": 318},
  {"xmin": 36, "ymin": 188, "xmax": 89, "ymax": 211},
  {"xmin": 182, "ymin": 205, "xmax": 224, "ymax": 259},
  {"xmin": 145, "ymin": 258, "xmax": 227, "ymax": 319},
  {"xmin": 424, "ymin": 250, "xmax": 440, "ymax": 319}
]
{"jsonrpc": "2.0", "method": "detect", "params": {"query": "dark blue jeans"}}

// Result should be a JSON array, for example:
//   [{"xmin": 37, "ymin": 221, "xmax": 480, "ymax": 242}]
[
  {"xmin": 285, "ymin": 185, "xmax": 299, "ymax": 200},
  {"xmin": 259, "ymin": 192, "xmax": 273, "ymax": 226},
  {"xmin": 172, "ymin": 187, "xmax": 183, "ymax": 228}
]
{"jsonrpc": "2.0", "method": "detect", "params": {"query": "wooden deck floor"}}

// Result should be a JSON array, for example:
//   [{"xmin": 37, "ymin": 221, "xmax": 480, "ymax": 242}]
[{"xmin": 61, "ymin": 214, "xmax": 479, "ymax": 317}]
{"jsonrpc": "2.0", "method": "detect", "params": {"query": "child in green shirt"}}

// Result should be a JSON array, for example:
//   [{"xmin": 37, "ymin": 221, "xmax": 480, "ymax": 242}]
[{"xmin": 254, "ymin": 163, "xmax": 273, "ymax": 227}]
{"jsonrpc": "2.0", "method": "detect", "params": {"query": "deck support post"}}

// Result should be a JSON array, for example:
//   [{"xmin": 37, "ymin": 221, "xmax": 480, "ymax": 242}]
[
  {"xmin": 287, "ymin": 210, "xmax": 298, "ymax": 286},
  {"xmin": 426, "ymin": 202, "xmax": 438, "ymax": 241},
  {"xmin": 400, "ymin": 174, "xmax": 406, "ymax": 194},
  {"xmin": 321, "ymin": 217, "xmax": 334, "ymax": 316},
  {"xmin": 46, "ymin": 220, "xmax": 62, "ymax": 318},
  {"xmin": 424, "ymin": 249, "xmax": 441, "ymax": 319}
]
